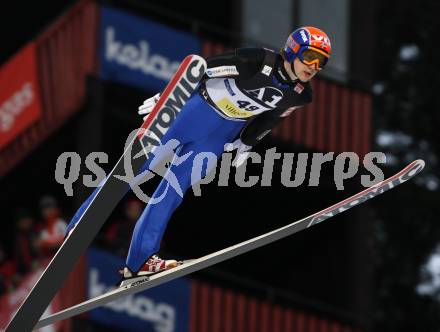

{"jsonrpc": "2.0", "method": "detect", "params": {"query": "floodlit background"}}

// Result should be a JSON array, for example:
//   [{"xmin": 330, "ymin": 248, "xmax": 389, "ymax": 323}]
[{"xmin": 0, "ymin": 0, "xmax": 439, "ymax": 331}]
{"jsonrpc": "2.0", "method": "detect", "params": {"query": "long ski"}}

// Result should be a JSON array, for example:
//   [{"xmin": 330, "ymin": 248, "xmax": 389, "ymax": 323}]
[
  {"xmin": 34, "ymin": 159, "xmax": 425, "ymax": 330},
  {"xmin": 4, "ymin": 55, "xmax": 207, "ymax": 332}
]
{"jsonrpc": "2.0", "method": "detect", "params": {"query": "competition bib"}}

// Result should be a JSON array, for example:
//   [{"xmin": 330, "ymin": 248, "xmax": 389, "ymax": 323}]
[{"xmin": 205, "ymin": 78, "xmax": 282, "ymax": 119}]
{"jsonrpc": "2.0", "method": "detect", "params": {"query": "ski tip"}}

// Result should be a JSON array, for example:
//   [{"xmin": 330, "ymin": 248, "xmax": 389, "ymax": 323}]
[
  {"xmin": 408, "ymin": 159, "xmax": 425, "ymax": 173},
  {"xmin": 184, "ymin": 54, "xmax": 206, "ymax": 61},
  {"xmin": 414, "ymin": 159, "xmax": 425, "ymax": 168}
]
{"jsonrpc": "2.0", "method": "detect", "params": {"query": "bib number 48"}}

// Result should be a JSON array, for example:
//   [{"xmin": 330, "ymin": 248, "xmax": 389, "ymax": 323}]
[{"xmin": 237, "ymin": 100, "xmax": 259, "ymax": 111}]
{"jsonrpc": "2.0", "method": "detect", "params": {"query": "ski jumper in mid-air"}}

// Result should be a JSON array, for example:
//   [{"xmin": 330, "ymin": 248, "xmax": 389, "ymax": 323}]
[{"xmin": 66, "ymin": 26, "xmax": 332, "ymax": 280}]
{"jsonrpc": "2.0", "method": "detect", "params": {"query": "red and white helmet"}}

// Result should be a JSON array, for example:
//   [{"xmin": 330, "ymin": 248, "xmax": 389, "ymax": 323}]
[{"xmin": 282, "ymin": 26, "xmax": 331, "ymax": 69}]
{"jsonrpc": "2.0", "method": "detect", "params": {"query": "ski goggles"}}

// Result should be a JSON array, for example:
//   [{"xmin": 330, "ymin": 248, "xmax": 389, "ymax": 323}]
[{"xmin": 297, "ymin": 47, "xmax": 329, "ymax": 70}]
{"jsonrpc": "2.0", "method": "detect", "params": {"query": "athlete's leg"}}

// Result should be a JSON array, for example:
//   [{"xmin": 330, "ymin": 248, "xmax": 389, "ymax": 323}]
[
  {"xmin": 66, "ymin": 93, "xmax": 213, "ymax": 235},
  {"xmin": 126, "ymin": 118, "xmax": 244, "ymax": 272}
]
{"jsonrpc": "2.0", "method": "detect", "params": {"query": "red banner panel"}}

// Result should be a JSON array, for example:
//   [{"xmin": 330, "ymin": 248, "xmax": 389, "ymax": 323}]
[
  {"xmin": 0, "ymin": 265, "xmax": 65, "ymax": 331},
  {"xmin": 189, "ymin": 281, "xmax": 361, "ymax": 332},
  {"xmin": 0, "ymin": 43, "xmax": 42, "ymax": 150},
  {"xmin": 0, "ymin": 0, "xmax": 98, "ymax": 177},
  {"xmin": 0, "ymin": 256, "xmax": 85, "ymax": 331}
]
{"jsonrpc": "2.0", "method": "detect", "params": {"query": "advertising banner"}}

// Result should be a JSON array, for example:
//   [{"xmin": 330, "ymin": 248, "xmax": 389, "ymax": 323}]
[
  {"xmin": 0, "ymin": 265, "xmax": 65, "ymax": 331},
  {"xmin": 0, "ymin": 43, "xmax": 42, "ymax": 150},
  {"xmin": 87, "ymin": 248, "xmax": 190, "ymax": 332},
  {"xmin": 99, "ymin": 6, "xmax": 201, "ymax": 92}
]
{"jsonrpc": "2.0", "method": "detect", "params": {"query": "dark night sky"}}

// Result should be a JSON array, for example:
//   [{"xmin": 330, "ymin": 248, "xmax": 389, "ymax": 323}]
[
  {"xmin": 1, "ymin": 0, "xmax": 237, "ymax": 65},
  {"xmin": 1, "ymin": 1, "xmax": 77, "ymax": 64}
]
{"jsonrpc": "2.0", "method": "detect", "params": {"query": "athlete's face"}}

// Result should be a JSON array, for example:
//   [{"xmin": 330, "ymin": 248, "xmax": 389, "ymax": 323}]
[{"xmin": 284, "ymin": 58, "xmax": 319, "ymax": 82}]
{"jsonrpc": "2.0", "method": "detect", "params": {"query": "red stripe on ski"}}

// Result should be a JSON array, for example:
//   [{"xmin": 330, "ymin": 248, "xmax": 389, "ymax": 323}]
[
  {"xmin": 137, "ymin": 55, "xmax": 193, "ymax": 139},
  {"xmin": 309, "ymin": 160, "xmax": 419, "ymax": 221}
]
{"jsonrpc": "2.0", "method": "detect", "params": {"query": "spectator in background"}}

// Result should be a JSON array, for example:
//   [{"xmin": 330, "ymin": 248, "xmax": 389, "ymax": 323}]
[
  {"xmin": 0, "ymin": 245, "xmax": 16, "ymax": 295},
  {"xmin": 13, "ymin": 208, "xmax": 39, "ymax": 275},
  {"xmin": 37, "ymin": 195, "xmax": 67, "ymax": 257},
  {"xmin": 104, "ymin": 199, "xmax": 143, "ymax": 257}
]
